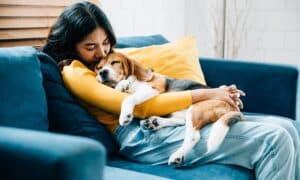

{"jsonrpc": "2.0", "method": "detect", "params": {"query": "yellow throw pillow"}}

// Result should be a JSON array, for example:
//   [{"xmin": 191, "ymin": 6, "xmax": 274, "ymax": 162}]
[{"xmin": 115, "ymin": 36, "xmax": 206, "ymax": 85}]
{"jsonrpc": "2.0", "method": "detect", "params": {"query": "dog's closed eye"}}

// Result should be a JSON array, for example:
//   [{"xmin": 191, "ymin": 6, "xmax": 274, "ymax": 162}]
[
  {"xmin": 95, "ymin": 64, "xmax": 103, "ymax": 70},
  {"xmin": 111, "ymin": 60, "xmax": 120, "ymax": 65}
]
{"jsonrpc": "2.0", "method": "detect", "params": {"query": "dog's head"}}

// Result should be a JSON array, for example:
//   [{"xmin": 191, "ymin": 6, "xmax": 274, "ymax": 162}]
[{"xmin": 94, "ymin": 52, "xmax": 154, "ymax": 87}]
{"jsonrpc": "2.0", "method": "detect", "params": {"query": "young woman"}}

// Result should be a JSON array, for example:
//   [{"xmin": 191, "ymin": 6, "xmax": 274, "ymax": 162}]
[{"xmin": 43, "ymin": 2, "xmax": 300, "ymax": 180}]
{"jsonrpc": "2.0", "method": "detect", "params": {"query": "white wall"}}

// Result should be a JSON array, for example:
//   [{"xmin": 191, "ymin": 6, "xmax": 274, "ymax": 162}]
[
  {"xmin": 186, "ymin": 0, "xmax": 300, "ymax": 66},
  {"xmin": 226, "ymin": 0, "xmax": 300, "ymax": 66},
  {"xmin": 100, "ymin": 0, "xmax": 186, "ymax": 41},
  {"xmin": 101, "ymin": 0, "xmax": 300, "ymax": 66}
]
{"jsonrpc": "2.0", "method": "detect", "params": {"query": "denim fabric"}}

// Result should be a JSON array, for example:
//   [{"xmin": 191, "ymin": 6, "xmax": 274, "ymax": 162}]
[
  {"xmin": 0, "ymin": 47, "xmax": 47, "ymax": 131},
  {"xmin": 114, "ymin": 115, "xmax": 300, "ymax": 180},
  {"xmin": 37, "ymin": 52, "xmax": 118, "ymax": 154},
  {"xmin": 104, "ymin": 166, "xmax": 169, "ymax": 180},
  {"xmin": 108, "ymin": 155, "xmax": 254, "ymax": 180}
]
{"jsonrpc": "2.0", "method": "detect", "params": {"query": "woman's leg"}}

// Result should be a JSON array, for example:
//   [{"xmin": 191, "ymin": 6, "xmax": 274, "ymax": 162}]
[
  {"xmin": 247, "ymin": 115, "xmax": 300, "ymax": 179},
  {"xmin": 116, "ymin": 116, "xmax": 298, "ymax": 180},
  {"xmin": 183, "ymin": 117, "xmax": 297, "ymax": 180}
]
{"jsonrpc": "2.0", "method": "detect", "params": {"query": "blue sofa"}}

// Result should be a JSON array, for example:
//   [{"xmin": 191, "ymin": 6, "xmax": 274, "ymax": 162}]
[{"xmin": 0, "ymin": 35, "xmax": 299, "ymax": 180}]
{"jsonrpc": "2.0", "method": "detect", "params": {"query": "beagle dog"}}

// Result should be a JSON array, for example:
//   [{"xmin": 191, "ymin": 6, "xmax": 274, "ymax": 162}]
[{"xmin": 94, "ymin": 52, "xmax": 245, "ymax": 167}]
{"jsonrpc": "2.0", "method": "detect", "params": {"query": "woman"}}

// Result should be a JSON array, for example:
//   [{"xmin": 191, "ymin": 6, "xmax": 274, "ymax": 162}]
[{"xmin": 43, "ymin": 2, "xmax": 299, "ymax": 180}]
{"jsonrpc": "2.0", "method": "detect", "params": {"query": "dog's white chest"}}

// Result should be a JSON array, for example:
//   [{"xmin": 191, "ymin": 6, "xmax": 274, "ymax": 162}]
[{"xmin": 115, "ymin": 75, "xmax": 150, "ymax": 94}]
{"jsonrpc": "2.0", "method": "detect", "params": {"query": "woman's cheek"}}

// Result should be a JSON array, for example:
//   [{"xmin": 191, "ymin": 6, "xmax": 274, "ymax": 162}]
[{"xmin": 82, "ymin": 51, "xmax": 94, "ymax": 60}]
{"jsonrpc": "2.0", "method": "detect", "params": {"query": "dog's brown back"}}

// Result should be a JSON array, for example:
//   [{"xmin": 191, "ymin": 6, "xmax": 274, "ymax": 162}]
[{"xmin": 191, "ymin": 100, "xmax": 242, "ymax": 130}]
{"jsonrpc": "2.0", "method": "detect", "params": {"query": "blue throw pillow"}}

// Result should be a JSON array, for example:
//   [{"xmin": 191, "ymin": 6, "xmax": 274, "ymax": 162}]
[
  {"xmin": 116, "ymin": 34, "xmax": 169, "ymax": 48},
  {"xmin": 37, "ymin": 52, "xmax": 118, "ymax": 154},
  {"xmin": 0, "ymin": 47, "xmax": 47, "ymax": 131}
]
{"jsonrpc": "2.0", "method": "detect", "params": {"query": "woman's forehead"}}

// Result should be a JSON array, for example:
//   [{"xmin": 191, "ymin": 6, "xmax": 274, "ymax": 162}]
[{"xmin": 82, "ymin": 27, "xmax": 108, "ymax": 44}]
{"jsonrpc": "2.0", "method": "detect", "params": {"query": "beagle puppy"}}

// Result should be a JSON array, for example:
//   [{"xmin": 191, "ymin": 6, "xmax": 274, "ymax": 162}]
[{"xmin": 94, "ymin": 52, "xmax": 245, "ymax": 167}]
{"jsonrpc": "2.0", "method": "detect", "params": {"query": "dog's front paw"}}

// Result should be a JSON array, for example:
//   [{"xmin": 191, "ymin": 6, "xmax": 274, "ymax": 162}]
[
  {"xmin": 115, "ymin": 80, "xmax": 131, "ymax": 93},
  {"xmin": 119, "ymin": 112, "xmax": 134, "ymax": 126},
  {"xmin": 168, "ymin": 149, "xmax": 185, "ymax": 167},
  {"xmin": 142, "ymin": 116, "xmax": 161, "ymax": 130}
]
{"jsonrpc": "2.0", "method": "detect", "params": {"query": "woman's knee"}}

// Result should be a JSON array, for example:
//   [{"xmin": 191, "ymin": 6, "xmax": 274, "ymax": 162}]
[
  {"xmin": 251, "ymin": 115, "xmax": 299, "ymax": 140},
  {"xmin": 270, "ymin": 117, "xmax": 296, "ymax": 132},
  {"xmin": 269, "ymin": 125, "xmax": 294, "ymax": 153}
]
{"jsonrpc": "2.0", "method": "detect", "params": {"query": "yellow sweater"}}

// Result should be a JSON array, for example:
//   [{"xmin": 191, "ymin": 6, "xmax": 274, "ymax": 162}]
[{"xmin": 61, "ymin": 60, "xmax": 192, "ymax": 133}]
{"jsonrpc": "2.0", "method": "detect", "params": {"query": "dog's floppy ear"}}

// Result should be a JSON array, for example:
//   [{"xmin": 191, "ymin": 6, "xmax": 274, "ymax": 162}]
[{"xmin": 124, "ymin": 56, "xmax": 154, "ymax": 81}]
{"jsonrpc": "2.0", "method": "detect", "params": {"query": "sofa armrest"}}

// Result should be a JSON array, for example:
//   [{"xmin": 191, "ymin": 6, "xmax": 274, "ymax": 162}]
[
  {"xmin": 0, "ymin": 126, "xmax": 106, "ymax": 180},
  {"xmin": 200, "ymin": 57, "xmax": 299, "ymax": 119}
]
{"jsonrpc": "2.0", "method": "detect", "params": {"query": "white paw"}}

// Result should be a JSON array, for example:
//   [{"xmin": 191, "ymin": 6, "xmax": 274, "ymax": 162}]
[
  {"xmin": 142, "ymin": 116, "xmax": 161, "ymax": 130},
  {"xmin": 127, "ymin": 75, "xmax": 136, "ymax": 83},
  {"xmin": 115, "ymin": 80, "xmax": 131, "ymax": 93},
  {"xmin": 168, "ymin": 149, "xmax": 185, "ymax": 167},
  {"xmin": 119, "ymin": 109, "xmax": 134, "ymax": 126}
]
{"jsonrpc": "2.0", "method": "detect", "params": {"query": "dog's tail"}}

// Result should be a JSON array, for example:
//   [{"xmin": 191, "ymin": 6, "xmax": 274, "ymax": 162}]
[{"xmin": 206, "ymin": 111, "xmax": 243, "ymax": 153}]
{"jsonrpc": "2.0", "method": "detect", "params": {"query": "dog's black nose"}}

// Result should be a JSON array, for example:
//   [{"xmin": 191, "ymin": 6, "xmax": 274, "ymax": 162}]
[{"xmin": 99, "ymin": 69, "xmax": 108, "ymax": 79}]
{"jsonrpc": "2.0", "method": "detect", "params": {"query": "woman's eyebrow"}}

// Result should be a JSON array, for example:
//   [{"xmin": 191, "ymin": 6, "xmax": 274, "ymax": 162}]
[{"xmin": 84, "ymin": 42, "xmax": 97, "ymax": 46}]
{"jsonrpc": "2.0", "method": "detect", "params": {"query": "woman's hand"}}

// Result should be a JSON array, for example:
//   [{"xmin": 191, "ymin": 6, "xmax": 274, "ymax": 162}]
[
  {"xmin": 218, "ymin": 84, "xmax": 245, "ymax": 109},
  {"xmin": 191, "ymin": 84, "xmax": 245, "ymax": 111}
]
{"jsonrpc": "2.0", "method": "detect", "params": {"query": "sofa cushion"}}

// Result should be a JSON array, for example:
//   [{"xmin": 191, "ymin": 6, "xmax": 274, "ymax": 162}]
[
  {"xmin": 0, "ymin": 47, "xmax": 47, "ymax": 131},
  {"xmin": 116, "ymin": 36, "xmax": 206, "ymax": 84},
  {"xmin": 116, "ymin": 34, "xmax": 169, "ymax": 48},
  {"xmin": 37, "ymin": 52, "xmax": 118, "ymax": 154}
]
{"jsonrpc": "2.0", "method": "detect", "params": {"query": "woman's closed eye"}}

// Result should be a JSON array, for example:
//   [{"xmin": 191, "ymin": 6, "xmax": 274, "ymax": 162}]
[{"xmin": 86, "ymin": 45, "xmax": 96, "ymax": 51}]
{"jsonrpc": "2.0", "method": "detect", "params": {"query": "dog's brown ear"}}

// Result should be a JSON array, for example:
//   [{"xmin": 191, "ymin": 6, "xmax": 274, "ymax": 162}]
[
  {"xmin": 122, "ymin": 55, "xmax": 134, "ymax": 78},
  {"xmin": 130, "ymin": 58, "xmax": 154, "ymax": 81}
]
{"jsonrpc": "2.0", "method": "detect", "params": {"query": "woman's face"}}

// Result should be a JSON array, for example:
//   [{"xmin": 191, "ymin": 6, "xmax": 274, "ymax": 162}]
[{"xmin": 76, "ymin": 27, "xmax": 111, "ymax": 65}]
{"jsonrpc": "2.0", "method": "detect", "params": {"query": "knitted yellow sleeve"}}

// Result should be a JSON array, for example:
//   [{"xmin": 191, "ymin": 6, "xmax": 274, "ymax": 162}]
[{"xmin": 61, "ymin": 60, "xmax": 192, "ymax": 118}]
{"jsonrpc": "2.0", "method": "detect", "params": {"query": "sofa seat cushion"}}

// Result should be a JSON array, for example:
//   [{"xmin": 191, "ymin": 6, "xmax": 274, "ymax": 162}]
[
  {"xmin": 0, "ymin": 47, "xmax": 47, "ymax": 131},
  {"xmin": 108, "ymin": 155, "xmax": 254, "ymax": 180}
]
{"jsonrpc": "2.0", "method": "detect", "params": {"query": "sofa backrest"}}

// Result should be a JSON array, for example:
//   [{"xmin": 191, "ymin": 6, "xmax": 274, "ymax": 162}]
[{"xmin": 0, "ymin": 46, "xmax": 48, "ymax": 131}]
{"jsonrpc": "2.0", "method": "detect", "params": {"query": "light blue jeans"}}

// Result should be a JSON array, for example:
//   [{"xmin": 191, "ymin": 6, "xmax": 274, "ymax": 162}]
[{"xmin": 114, "ymin": 115, "xmax": 300, "ymax": 180}]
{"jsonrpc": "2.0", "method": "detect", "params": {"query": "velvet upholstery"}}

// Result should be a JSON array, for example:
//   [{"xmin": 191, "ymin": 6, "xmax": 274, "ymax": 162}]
[
  {"xmin": 0, "ymin": 47, "xmax": 47, "ymax": 131},
  {"xmin": 116, "ymin": 34, "xmax": 169, "ymax": 48},
  {"xmin": 0, "ymin": 126, "xmax": 105, "ymax": 180},
  {"xmin": 200, "ymin": 58, "xmax": 298, "ymax": 119}
]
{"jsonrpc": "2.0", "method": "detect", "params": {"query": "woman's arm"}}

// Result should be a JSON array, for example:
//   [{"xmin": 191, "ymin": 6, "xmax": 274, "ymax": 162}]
[
  {"xmin": 62, "ymin": 61, "xmax": 192, "ymax": 118},
  {"xmin": 62, "ymin": 61, "xmax": 243, "ymax": 118}
]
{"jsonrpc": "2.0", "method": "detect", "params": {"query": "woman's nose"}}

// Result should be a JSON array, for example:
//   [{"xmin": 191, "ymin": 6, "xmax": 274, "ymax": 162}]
[{"xmin": 96, "ymin": 46, "xmax": 107, "ymax": 58}]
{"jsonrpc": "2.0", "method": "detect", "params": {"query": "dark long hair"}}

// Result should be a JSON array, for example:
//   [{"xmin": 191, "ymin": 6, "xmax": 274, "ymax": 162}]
[{"xmin": 42, "ymin": 1, "xmax": 116, "ymax": 63}]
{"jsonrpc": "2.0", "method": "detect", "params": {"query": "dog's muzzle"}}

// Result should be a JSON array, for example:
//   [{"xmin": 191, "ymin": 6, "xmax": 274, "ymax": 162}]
[{"xmin": 99, "ymin": 69, "xmax": 109, "ymax": 81}]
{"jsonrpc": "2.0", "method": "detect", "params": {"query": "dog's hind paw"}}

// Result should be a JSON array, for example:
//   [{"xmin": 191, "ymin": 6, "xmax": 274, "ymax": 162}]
[
  {"xmin": 168, "ymin": 150, "xmax": 185, "ymax": 167},
  {"xmin": 119, "ymin": 113, "xmax": 134, "ymax": 126},
  {"xmin": 142, "ymin": 116, "xmax": 161, "ymax": 130}
]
